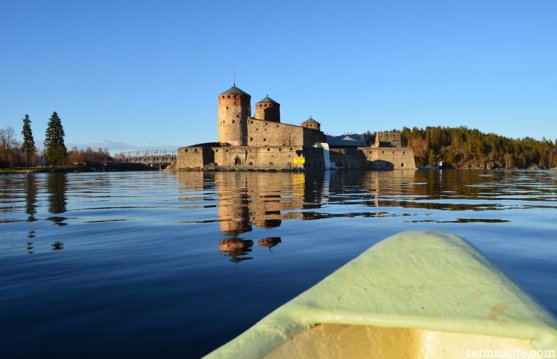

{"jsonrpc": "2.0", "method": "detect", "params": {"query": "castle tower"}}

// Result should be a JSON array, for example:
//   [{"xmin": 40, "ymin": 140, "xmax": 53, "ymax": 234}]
[
  {"xmin": 255, "ymin": 95, "xmax": 280, "ymax": 123},
  {"xmin": 218, "ymin": 85, "xmax": 251, "ymax": 146},
  {"xmin": 301, "ymin": 116, "xmax": 320, "ymax": 130}
]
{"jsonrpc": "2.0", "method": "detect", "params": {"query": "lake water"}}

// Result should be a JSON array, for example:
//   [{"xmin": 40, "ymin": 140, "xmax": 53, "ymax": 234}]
[{"xmin": 1, "ymin": 170, "xmax": 556, "ymax": 358}]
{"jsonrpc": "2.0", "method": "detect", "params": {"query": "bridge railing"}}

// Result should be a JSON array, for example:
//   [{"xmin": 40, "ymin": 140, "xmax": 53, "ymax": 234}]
[{"xmin": 113, "ymin": 149, "xmax": 177, "ymax": 164}]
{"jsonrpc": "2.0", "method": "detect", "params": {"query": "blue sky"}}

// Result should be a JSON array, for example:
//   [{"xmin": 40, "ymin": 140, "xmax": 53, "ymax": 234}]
[{"xmin": 1, "ymin": 0, "xmax": 556, "ymax": 151}]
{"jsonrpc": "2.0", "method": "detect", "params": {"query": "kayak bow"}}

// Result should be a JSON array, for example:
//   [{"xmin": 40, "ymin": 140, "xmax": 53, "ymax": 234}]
[{"xmin": 206, "ymin": 231, "xmax": 557, "ymax": 358}]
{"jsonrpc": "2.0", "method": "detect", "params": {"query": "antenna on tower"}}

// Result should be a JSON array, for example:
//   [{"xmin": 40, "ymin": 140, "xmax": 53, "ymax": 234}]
[{"xmin": 233, "ymin": 57, "xmax": 236, "ymax": 86}]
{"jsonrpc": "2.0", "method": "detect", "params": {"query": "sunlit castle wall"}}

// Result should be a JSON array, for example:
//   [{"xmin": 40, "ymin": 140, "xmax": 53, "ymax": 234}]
[
  {"xmin": 246, "ymin": 120, "xmax": 326, "ymax": 148},
  {"xmin": 255, "ymin": 96, "xmax": 280, "ymax": 123},
  {"xmin": 217, "ymin": 87, "xmax": 251, "ymax": 146}
]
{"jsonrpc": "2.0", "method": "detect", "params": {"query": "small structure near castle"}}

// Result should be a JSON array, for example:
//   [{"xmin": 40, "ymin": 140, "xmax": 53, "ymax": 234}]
[{"xmin": 173, "ymin": 85, "xmax": 416, "ymax": 171}]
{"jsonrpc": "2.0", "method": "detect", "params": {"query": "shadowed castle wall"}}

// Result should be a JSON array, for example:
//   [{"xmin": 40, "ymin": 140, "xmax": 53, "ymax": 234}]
[{"xmin": 329, "ymin": 147, "xmax": 416, "ymax": 170}]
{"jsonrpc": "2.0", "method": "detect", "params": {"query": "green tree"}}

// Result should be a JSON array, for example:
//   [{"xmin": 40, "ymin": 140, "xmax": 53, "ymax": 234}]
[
  {"xmin": 427, "ymin": 149, "xmax": 437, "ymax": 166},
  {"xmin": 21, "ymin": 114, "xmax": 36, "ymax": 167},
  {"xmin": 44, "ymin": 112, "xmax": 67, "ymax": 166}
]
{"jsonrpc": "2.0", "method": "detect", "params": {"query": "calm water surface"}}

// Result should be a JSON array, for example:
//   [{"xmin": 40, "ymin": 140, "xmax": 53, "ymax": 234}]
[{"xmin": 1, "ymin": 170, "xmax": 556, "ymax": 358}]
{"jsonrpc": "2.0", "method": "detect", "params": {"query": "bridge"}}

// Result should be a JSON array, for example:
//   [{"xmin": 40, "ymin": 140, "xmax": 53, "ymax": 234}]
[{"xmin": 113, "ymin": 149, "xmax": 176, "ymax": 168}]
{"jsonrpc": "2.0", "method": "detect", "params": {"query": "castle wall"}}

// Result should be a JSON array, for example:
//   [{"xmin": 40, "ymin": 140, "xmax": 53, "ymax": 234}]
[
  {"xmin": 365, "ymin": 147, "xmax": 416, "ymax": 169},
  {"xmin": 246, "ymin": 119, "xmax": 325, "ymax": 148},
  {"xmin": 330, "ymin": 148, "xmax": 370, "ymax": 169},
  {"xmin": 218, "ymin": 95, "xmax": 250, "ymax": 145},
  {"xmin": 177, "ymin": 147, "xmax": 214, "ymax": 169},
  {"xmin": 328, "ymin": 147, "xmax": 416, "ymax": 169},
  {"xmin": 177, "ymin": 144, "xmax": 415, "ymax": 171},
  {"xmin": 303, "ymin": 127, "xmax": 326, "ymax": 147},
  {"xmin": 374, "ymin": 131, "xmax": 402, "ymax": 147},
  {"xmin": 255, "ymin": 103, "xmax": 280, "ymax": 122},
  {"xmin": 176, "ymin": 145, "xmax": 327, "ymax": 170},
  {"xmin": 247, "ymin": 119, "xmax": 302, "ymax": 147}
]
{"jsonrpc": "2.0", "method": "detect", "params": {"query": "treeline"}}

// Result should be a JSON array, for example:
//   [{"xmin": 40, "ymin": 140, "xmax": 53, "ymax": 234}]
[
  {"xmin": 398, "ymin": 126, "xmax": 556, "ymax": 169},
  {"xmin": 1, "ymin": 112, "xmax": 112, "ymax": 169},
  {"xmin": 67, "ymin": 147, "xmax": 111, "ymax": 165}
]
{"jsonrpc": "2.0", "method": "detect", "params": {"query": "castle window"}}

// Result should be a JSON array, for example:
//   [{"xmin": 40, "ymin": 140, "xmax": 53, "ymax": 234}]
[
  {"xmin": 234, "ymin": 95, "xmax": 236, "ymax": 98},
  {"xmin": 249, "ymin": 162, "xmax": 253, "ymax": 165},
  {"xmin": 194, "ymin": 149, "xmax": 198, "ymax": 152},
  {"xmin": 403, "ymin": 151, "xmax": 406, "ymax": 154},
  {"xmin": 278, "ymin": 148, "xmax": 282, "ymax": 151},
  {"xmin": 401, "ymin": 163, "xmax": 405, "ymax": 167},
  {"xmin": 226, "ymin": 106, "xmax": 229, "ymax": 109},
  {"xmin": 276, "ymin": 125, "xmax": 279, "ymax": 128},
  {"xmin": 185, "ymin": 149, "xmax": 188, "ymax": 152},
  {"xmin": 267, "ymin": 148, "xmax": 270, "ymax": 151},
  {"xmin": 226, "ymin": 149, "xmax": 229, "ymax": 152},
  {"xmin": 263, "ymin": 138, "xmax": 266, "ymax": 141},
  {"xmin": 392, "ymin": 151, "xmax": 395, "ymax": 154},
  {"xmin": 223, "ymin": 121, "xmax": 225, "ymax": 124},
  {"xmin": 250, "ymin": 137, "xmax": 253, "ymax": 141},
  {"xmin": 227, "ymin": 95, "xmax": 230, "ymax": 98},
  {"xmin": 215, "ymin": 149, "xmax": 218, "ymax": 152},
  {"xmin": 382, "ymin": 151, "xmax": 384, "ymax": 154},
  {"xmin": 222, "ymin": 96, "xmax": 225, "ymax": 99},
  {"xmin": 232, "ymin": 120, "xmax": 235, "ymax": 123},
  {"xmin": 236, "ymin": 115, "xmax": 239, "ymax": 118}
]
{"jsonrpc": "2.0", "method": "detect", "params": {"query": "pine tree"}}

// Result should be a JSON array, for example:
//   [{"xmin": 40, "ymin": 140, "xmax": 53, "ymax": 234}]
[
  {"xmin": 21, "ymin": 114, "xmax": 36, "ymax": 167},
  {"xmin": 44, "ymin": 112, "xmax": 67, "ymax": 166}
]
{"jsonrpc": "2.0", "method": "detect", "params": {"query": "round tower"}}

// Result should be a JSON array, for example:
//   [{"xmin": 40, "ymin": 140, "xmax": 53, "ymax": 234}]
[
  {"xmin": 255, "ymin": 95, "xmax": 280, "ymax": 123},
  {"xmin": 218, "ymin": 85, "xmax": 251, "ymax": 146},
  {"xmin": 301, "ymin": 116, "xmax": 320, "ymax": 130}
]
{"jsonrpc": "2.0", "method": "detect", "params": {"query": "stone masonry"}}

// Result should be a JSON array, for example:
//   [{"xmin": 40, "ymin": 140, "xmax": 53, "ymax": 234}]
[{"xmin": 174, "ymin": 85, "xmax": 416, "ymax": 171}]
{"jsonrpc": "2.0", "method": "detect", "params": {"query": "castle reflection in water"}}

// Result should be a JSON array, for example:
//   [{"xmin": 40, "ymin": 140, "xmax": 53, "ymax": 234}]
[{"xmin": 175, "ymin": 170, "xmax": 432, "ymax": 263}]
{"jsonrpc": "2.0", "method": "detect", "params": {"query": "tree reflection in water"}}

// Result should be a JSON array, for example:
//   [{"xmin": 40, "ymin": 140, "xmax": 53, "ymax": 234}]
[
  {"xmin": 47, "ymin": 173, "xmax": 67, "ymax": 226},
  {"xmin": 25, "ymin": 173, "xmax": 37, "ymax": 222}
]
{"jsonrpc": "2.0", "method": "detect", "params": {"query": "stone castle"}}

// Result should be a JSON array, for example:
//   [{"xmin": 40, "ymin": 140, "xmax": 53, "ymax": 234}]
[{"xmin": 173, "ymin": 85, "xmax": 416, "ymax": 171}]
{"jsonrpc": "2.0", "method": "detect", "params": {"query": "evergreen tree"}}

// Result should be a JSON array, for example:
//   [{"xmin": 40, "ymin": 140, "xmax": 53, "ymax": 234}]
[
  {"xmin": 21, "ymin": 114, "xmax": 36, "ymax": 167},
  {"xmin": 44, "ymin": 112, "xmax": 67, "ymax": 166}
]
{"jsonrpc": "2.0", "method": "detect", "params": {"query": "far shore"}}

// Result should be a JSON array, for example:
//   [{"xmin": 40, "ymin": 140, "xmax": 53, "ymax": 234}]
[{"xmin": 0, "ymin": 163, "xmax": 158, "ymax": 173}]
